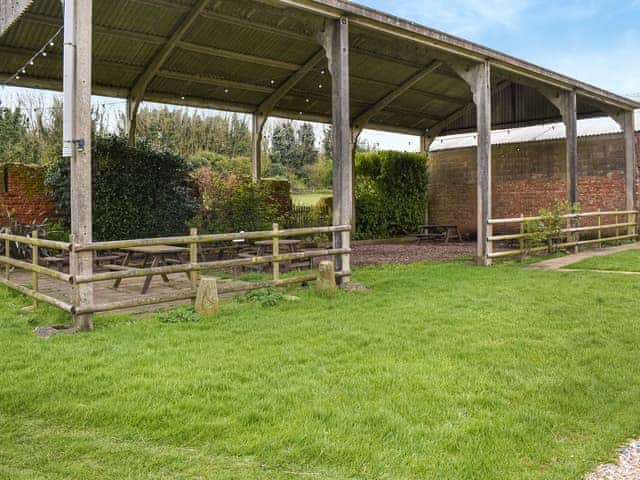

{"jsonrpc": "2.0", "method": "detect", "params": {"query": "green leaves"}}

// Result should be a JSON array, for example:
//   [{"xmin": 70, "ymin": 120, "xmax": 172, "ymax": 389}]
[
  {"xmin": 354, "ymin": 151, "xmax": 429, "ymax": 240},
  {"xmin": 45, "ymin": 136, "xmax": 198, "ymax": 241}
]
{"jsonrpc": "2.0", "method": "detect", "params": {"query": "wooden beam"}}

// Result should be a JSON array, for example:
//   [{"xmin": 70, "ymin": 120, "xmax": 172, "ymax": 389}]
[
  {"xmin": 321, "ymin": 17, "xmax": 352, "ymax": 283},
  {"xmin": 157, "ymin": 70, "xmax": 272, "ymax": 94},
  {"xmin": 425, "ymin": 80, "xmax": 510, "ymax": 141},
  {"xmin": 177, "ymin": 41, "xmax": 301, "ymax": 71},
  {"xmin": 352, "ymin": 61, "xmax": 442, "ymax": 130},
  {"xmin": 130, "ymin": 0, "xmax": 211, "ymax": 101}
]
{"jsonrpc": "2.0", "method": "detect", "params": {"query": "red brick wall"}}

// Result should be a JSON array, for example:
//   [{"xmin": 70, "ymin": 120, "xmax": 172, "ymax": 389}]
[
  {"xmin": 0, "ymin": 163, "xmax": 56, "ymax": 226},
  {"xmin": 428, "ymin": 132, "xmax": 638, "ymax": 236}
]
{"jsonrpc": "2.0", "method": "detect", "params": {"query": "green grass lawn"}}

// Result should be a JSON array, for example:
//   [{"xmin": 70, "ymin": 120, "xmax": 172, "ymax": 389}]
[
  {"xmin": 2, "ymin": 262, "xmax": 640, "ymax": 479},
  {"xmin": 291, "ymin": 191, "xmax": 332, "ymax": 207},
  {"xmin": 568, "ymin": 248, "xmax": 640, "ymax": 272}
]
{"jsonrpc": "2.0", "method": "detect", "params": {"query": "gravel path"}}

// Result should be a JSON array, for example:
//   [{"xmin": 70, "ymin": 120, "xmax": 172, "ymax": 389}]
[
  {"xmin": 587, "ymin": 440, "xmax": 640, "ymax": 480},
  {"xmin": 351, "ymin": 241, "xmax": 476, "ymax": 267}
]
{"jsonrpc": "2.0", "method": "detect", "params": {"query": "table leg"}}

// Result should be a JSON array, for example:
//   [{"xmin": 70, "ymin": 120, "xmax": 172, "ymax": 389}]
[
  {"xmin": 158, "ymin": 255, "xmax": 171, "ymax": 283},
  {"xmin": 113, "ymin": 252, "xmax": 130, "ymax": 289},
  {"xmin": 141, "ymin": 256, "xmax": 160, "ymax": 295}
]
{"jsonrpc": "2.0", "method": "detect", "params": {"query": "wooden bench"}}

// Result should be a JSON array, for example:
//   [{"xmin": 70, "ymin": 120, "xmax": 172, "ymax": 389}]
[{"xmin": 416, "ymin": 225, "xmax": 462, "ymax": 244}]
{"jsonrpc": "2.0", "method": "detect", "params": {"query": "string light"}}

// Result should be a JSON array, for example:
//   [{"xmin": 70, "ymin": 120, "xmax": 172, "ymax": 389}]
[{"xmin": 1, "ymin": 26, "xmax": 63, "ymax": 89}]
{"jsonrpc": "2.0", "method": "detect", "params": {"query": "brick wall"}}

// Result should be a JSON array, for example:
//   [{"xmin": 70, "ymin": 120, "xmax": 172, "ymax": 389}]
[
  {"xmin": 428, "ymin": 132, "xmax": 639, "ymax": 237},
  {"xmin": 0, "ymin": 163, "xmax": 56, "ymax": 226}
]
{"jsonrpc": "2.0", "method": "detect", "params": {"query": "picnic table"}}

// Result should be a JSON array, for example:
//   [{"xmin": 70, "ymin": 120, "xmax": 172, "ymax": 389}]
[
  {"xmin": 114, "ymin": 245, "xmax": 188, "ymax": 294},
  {"xmin": 416, "ymin": 225, "xmax": 462, "ymax": 244},
  {"xmin": 239, "ymin": 239, "xmax": 303, "ymax": 273},
  {"xmin": 254, "ymin": 239, "xmax": 301, "ymax": 255}
]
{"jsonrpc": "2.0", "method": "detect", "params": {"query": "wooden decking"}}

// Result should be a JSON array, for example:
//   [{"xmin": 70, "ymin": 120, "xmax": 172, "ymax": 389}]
[{"xmin": 7, "ymin": 269, "xmax": 250, "ymax": 315}]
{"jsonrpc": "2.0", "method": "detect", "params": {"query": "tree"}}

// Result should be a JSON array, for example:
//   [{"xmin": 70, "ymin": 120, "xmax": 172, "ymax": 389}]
[
  {"xmin": 269, "ymin": 122, "xmax": 297, "ymax": 175},
  {"xmin": 296, "ymin": 123, "xmax": 318, "ymax": 173},
  {"xmin": 0, "ymin": 108, "xmax": 38, "ymax": 164},
  {"xmin": 321, "ymin": 126, "xmax": 333, "ymax": 160},
  {"xmin": 226, "ymin": 114, "xmax": 251, "ymax": 158}
]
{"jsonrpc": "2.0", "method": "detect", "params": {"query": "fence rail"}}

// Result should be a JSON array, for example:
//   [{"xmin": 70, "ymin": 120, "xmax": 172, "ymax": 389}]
[
  {"xmin": 0, "ymin": 229, "xmax": 73, "ymax": 312},
  {"xmin": 488, "ymin": 209, "xmax": 638, "ymax": 259},
  {"xmin": 0, "ymin": 224, "xmax": 351, "ymax": 316}
]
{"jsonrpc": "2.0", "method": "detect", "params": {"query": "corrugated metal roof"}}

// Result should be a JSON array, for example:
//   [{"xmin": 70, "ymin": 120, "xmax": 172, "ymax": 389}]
[
  {"xmin": 430, "ymin": 110, "xmax": 640, "ymax": 151},
  {"xmin": 0, "ymin": 0, "xmax": 637, "ymax": 136}
]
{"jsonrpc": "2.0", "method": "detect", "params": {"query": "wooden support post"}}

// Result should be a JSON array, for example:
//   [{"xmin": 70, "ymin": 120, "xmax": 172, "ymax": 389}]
[
  {"xmin": 565, "ymin": 91, "xmax": 579, "ymax": 206},
  {"xmin": 420, "ymin": 134, "xmax": 433, "ymax": 225},
  {"xmin": 519, "ymin": 214, "xmax": 525, "ymax": 261},
  {"xmin": 597, "ymin": 209, "xmax": 602, "ymax": 248},
  {"xmin": 540, "ymin": 89, "xmax": 579, "ymax": 206},
  {"xmin": 618, "ymin": 110, "xmax": 637, "ymax": 236},
  {"xmin": 272, "ymin": 223, "xmax": 280, "ymax": 282},
  {"xmin": 32, "ymin": 230, "xmax": 38, "ymax": 307},
  {"xmin": 453, "ymin": 61, "xmax": 492, "ymax": 265},
  {"xmin": 189, "ymin": 227, "xmax": 199, "ymax": 290},
  {"xmin": 251, "ymin": 113, "xmax": 266, "ymax": 183},
  {"xmin": 66, "ymin": 0, "xmax": 94, "ymax": 331},
  {"xmin": 321, "ymin": 17, "xmax": 352, "ymax": 283},
  {"xmin": 4, "ymin": 228, "xmax": 10, "ymax": 280},
  {"xmin": 126, "ymin": 97, "xmax": 141, "ymax": 145}
]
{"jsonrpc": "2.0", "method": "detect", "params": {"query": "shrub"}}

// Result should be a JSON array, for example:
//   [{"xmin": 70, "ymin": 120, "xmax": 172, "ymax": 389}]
[
  {"xmin": 354, "ymin": 151, "xmax": 428, "ymax": 239},
  {"xmin": 45, "ymin": 135, "xmax": 199, "ymax": 241},
  {"xmin": 524, "ymin": 200, "xmax": 580, "ymax": 253},
  {"xmin": 194, "ymin": 168, "xmax": 276, "ymax": 233}
]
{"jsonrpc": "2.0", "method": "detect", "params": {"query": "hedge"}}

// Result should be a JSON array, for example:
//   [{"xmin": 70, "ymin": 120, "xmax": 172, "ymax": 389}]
[
  {"xmin": 355, "ymin": 151, "xmax": 428, "ymax": 239},
  {"xmin": 45, "ymin": 136, "xmax": 198, "ymax": 241}
]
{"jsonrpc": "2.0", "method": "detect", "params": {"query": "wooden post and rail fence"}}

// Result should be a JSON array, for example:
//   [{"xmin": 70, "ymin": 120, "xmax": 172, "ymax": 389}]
[
  {"xmin": 0, "ymin": 224, "xmax": 352, "ymax": 316},
  {"xmin": 487, "ymin": 209, "xmax": 638, "ymax": 259}
]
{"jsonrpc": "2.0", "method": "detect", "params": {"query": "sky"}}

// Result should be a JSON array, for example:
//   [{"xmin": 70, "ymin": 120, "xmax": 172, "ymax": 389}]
[{"xmin": 2, "ymin": 0, "xmax": 640, "ymax": 151}]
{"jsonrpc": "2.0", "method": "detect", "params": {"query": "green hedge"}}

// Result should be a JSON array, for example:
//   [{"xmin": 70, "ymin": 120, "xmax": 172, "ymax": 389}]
[
  {"xmin": 355, "ymin": 151, "xmax": 428, "ymax": 239},
  {"xmin": 45, "ymin": 136, "xmax": 198, "ymax": 241},
  {"xmin": 193, "ymin": 168, "xmax": 277, "ymax": 233}
]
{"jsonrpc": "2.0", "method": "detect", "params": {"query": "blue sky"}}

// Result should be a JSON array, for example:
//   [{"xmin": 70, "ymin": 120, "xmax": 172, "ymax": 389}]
[{"xmin": 360, "ymin": 0, "xmax": 640, "ymax": 96}]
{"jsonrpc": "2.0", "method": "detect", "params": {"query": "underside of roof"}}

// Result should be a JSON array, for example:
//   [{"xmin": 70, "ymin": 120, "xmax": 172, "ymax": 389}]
[{"xmin": 1, "ymin": 0, "xmax": 638, "ymax": 137}]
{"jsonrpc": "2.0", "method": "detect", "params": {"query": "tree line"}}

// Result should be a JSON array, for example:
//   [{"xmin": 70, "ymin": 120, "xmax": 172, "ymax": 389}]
[{"xmin": 0, "ymin": 93, "xmax": 335, "ymax": 189}]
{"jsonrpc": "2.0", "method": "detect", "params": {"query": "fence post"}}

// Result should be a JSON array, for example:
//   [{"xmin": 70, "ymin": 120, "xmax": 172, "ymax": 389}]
[
  {"xmin": 597, "ymin": 209, "xmax": 602, "ymax": 248},
  {"xmin": 272, "ymin": 223, "xmax": 280, "ymax": 282},
  {"xmin": 4, "ymin": 228, "xmax": 10, "ymax": 280},
  {"xmin": 519, "ymin": 214, "xmax": 525, "ymax": 261},
  {"xmin": 574, "ymin": 214, "xmax": 580, "ymax": 254},
  {"xmin": 615, "ymin": 213, "xmax": 620, "ymax": 241},
  {"xmin": 32, "ymin": 230, "xmax": 39, "ymax": 307},
  {"xmin": 189, "ymin": 228, "xmax": 199, "ymax": 290}
]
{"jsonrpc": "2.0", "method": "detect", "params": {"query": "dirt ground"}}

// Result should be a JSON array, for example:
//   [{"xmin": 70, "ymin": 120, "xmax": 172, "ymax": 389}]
[{"xmin": 351, "ymin": 240, "xmax": 476, "ymax": 267}]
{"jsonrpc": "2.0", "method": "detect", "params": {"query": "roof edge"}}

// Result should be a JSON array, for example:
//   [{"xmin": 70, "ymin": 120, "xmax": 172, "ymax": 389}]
[
  {"xmin": 0, "ymin": 0, "xmax": 34, "ymax": 36},
  {"xmin": 277, "ymin": 0, "xmax": 640, "ymax": 111}
]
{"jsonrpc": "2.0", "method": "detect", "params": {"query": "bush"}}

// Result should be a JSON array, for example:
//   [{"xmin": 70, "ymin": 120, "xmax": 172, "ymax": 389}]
[
  {"xmin": 45, "ymin": 136, "xmax": 199, "ymax": 241},
  {"xmin": 354, "ymin": 151, "xmax": 428, "ymax": 240},
  {"xmin": 194, "ymin": 168, "xmax": 276, "ymax": 233}
]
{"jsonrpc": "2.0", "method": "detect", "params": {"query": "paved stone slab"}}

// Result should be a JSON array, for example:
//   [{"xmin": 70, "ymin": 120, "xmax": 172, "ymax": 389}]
[{"xmin": 527, "ymin": 243, "xmax": 640, "ymax": 271}]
